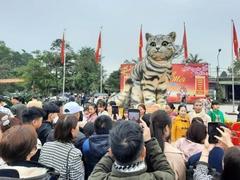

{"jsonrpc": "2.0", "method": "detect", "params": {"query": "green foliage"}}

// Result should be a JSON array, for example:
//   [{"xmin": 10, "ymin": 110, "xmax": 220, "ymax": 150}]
[
  {"xmin": 186, "ymin": 53, "xmax": 203, "ymax": 64},
  {"xmin": 105, "ymin": 69, "xmax": 120, "ymax": 93},
  {"xmin": 216, "ymin": 85, "xmax": 224, "ymax": 102},
  {"xmin": 228, "ymin": 60, "xmax": 240, "ymax": 77},
  {"xmin": 0, "ymin": 41, "xmax": 32, "ymax": 94},
  {"xmin": 73, "ymin": 47, "xmax": 100, "ymax": 93},
  {"xmin": 220, "ymin": 71, "xmax": 228, "ymax": 78},
  {"xmin": 0, "ymin": 39, "xmax": 103, "ymax": 96}
]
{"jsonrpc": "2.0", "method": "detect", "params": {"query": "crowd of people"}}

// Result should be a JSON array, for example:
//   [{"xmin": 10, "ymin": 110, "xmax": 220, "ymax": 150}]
[{"xmin": 0, "ymin": 94, "xmax": 239, "ymax": 180}]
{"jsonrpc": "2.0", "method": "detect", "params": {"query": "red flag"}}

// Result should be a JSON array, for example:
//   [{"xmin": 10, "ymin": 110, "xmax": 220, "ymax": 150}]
[
  {"xmin": 232, "ymin": 20, "xmax": 239, "ymax": 60},
  {"xmin": 182, "ymin": 23, "xmax": 188, "ymax": 60},
  {"xmin": 95, "ymin": 31, "xmax": 101, "ymax": 64},
  {"xmin": 60, "ymin": 33, "xmax": 65, "ymax": 64},
  {"xmin": 139, "ymin": 25, "xmax": 143, "ymax": 61}
]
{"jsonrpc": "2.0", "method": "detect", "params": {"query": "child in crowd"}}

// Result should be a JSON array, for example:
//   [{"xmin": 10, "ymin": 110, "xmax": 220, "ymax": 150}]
[
  {"xmin": 97, "ymin": 100, "xmax": 108, "ymax": 116},
  {"xmin": 208, "ymin": 100, "xmax": 225, "ymax": 123},
  {"xmin": 87, "ymin": 103, "xmax": 98, "ymax": 122}
]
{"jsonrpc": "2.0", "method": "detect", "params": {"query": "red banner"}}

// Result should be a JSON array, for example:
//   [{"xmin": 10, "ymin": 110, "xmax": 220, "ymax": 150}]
[
  {"xmin": 120, "ymin": 64, "xmax": 135, "ymax": 92},
  {"xmin": 120, "ymin": 63, "xmax": 209, "ymax": 103},
  {"xmin": 167, "ymin": 63, "xmax": 209, "ymax": 103}
]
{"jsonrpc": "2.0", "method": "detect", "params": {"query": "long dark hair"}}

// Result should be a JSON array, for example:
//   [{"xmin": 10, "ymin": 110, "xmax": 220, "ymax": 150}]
[
  {"xmin": 221, "ymin": 146, "xmax": 240, "ymax": 180},
  {"xmin": 150, "ymin": 110, "xmax": 172, "ymax": 151},
  {"xmin": 54, "ymin": 115, "xmax": 78, "ymax": 143},
  {"xmin": 186, "ymin": 117, "xmax": 207, "ymax": 144}
]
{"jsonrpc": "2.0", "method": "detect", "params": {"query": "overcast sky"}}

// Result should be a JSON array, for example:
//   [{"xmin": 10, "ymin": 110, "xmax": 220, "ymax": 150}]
[{"xmin": 0, "ymin": 0, "xmax": 239, "ymax": 75}]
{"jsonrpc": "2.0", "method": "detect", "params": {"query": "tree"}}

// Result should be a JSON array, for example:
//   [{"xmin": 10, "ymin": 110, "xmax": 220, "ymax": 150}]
[
  {"xmin": 186, "ymin": 53, "xmax": 203, "ymax": 64},
  {"xmin": 220, "ymin": 71, "xmax": 228, "ymax": 78},
  {"xmin": 0, "ymin": 38, "xmax": 105, "ymax": 96},
  {"xmin": 0, "ymin": 41, "xmax": 32, "ymax": 94},
  {"xmin": 228, "ymin": 60, "xmax": 240, "ymax": 77},
  {"xmin": 105, "ymin": 70, "xmax": 120, "ymax": 93},
  {"xmin": 19, "ymin": 56, "xmax": 53, "ymax": 96},
  {"xmin": 73, "ymin": 47, "xmax": 101, "ymax": 93}
]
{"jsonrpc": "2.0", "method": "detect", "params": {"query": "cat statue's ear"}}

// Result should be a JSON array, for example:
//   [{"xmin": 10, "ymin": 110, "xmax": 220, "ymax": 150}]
[
  {"xmin": 145, "ymin": 33, "xmax": 153, "ymax": 41},
  {"xmin": 168, "ymin": 32, "xmax": 176, "ymax": 42}
]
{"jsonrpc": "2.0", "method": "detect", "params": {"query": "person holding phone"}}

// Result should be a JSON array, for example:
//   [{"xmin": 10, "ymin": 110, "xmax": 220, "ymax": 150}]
[
  {"xmin": 137, "ymin": 104, "xmax": 146, "ymax": 118},
  {"xmin": 111, "ymin": 105, "xmax": 120, "ymax": 121},
  {"xmin": 187, "ymin": 122, "xmax": 225, "ymax": 174},
  {"xmin": 89, "ymin": 120, "xmax": 175, "ymax": 180},
  {"xmin": 193, "ymin": 127, "xmax": 240, "ymax": 180},
  {"xmin": 106, "ymin": 101, "xmax": 116, "ymax": 117}
]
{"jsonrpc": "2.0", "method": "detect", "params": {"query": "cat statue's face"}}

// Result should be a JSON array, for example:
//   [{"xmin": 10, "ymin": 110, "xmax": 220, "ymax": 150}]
[{"xmin": 145, "ymin": 32, "xmax": 176, "ymax": 62}]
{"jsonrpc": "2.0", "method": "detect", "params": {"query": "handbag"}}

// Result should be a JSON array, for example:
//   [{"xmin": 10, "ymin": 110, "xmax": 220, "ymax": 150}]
[{"xmin": 65, "ymin": 147, "xmax": 74, "ymax": 180}]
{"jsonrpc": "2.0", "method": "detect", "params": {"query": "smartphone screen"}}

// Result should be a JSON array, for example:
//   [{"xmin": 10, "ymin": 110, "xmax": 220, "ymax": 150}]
[
  {"xmin": 208, "ymin": 122, "xmax": 221, "ymax": 144},
  {"xmin": 112, "ymin": 105, "xmax": 119, "ymax": 115},
  {"xmin": 128, "ymin": 109, "xmax": 140, "ymax": 123}
]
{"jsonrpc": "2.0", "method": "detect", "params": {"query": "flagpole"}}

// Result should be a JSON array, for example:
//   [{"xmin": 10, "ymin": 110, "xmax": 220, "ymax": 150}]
[
  {"xmin": 139, "ymin": 24, "xmax": 143, "ymax": 61},
  {"xmin": 183, "ymin": 22, "xmax": 188, "ymax": 63},
  {"xmin": 62, "ymin": 30, "xmax": 66, "ymax": 99},
  {"xmin": 100, "ymin": 26, "xmax": 103, "ymax": 93},
  {"xmin": 231, "ymin": 20, "xmax": 235, "ymax": 112}
]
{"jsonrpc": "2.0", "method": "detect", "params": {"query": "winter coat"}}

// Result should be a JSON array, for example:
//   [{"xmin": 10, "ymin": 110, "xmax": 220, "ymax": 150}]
[
  {"xmin": 82, "ymin": 134, "xmax": 109, "ymax": 179},
  {"xmin": 89, "ymin": 138, "xmax": 175, "ymax": 180},
  {"xmin": 171, "ymin": 115, "xmax": 190, "ymax": 142},
  {"xmin": 38, "ymin": 121, "xmax": 53, "ymax": 145},
  {"xmin": 164, "ymin": 142, "xmax": 186, "ymax": 180},
  {"xmin": 208, "ymin": 110, "xmax": 225, "ymax": 123},
  {"xmin": 0, "ymin": 160, "xmax": 59, "ymax": 179}
]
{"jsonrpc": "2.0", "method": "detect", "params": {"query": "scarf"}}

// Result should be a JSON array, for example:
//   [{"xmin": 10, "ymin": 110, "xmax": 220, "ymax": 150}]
[{"xmin": 113, "ymin": 161, "xmax": 146, "ymax": 173}]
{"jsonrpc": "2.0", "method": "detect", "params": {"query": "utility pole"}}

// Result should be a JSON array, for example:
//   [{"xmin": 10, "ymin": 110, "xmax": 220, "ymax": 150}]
[{"xmin": 216, "ymin": 48, "xmax": 221, "ymax": 101}]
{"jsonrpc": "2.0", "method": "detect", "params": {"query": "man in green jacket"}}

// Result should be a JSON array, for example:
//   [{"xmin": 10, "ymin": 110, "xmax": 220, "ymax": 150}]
[{"xmin": 89, "ymin": 120, "xmax": 175, "ymax": 180}]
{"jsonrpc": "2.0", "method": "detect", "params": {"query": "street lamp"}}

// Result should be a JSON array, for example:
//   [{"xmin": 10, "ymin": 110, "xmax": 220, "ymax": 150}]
[{"xmin": 216, "ymin": 49, "xmax": 221, "ymax": 100}]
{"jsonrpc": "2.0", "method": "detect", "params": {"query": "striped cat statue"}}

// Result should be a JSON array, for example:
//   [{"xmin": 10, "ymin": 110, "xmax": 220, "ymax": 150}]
[{"xmin": 112, "ymin": 32, "xmax": 181, "ymax": 108}]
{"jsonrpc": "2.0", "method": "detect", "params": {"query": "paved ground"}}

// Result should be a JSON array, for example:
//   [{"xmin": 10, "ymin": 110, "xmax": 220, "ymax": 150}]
[{"xmin": 183, "ymin": 103, "xmax": 239, "ymax": 122}]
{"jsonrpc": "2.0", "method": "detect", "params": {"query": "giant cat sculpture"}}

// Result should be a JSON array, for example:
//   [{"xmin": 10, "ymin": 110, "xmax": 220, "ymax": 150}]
[{"xmin": 113, "ymin": 32, "xmax": 181, "ymax": 107}]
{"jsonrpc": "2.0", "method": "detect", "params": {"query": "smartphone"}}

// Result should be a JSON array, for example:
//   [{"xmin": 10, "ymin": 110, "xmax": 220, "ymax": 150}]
[
  {"xmin": 128, "ymin": 109, "xmax": 140, "ymax": 123},
  {"xmin": 208, "ymin": 122, "xmax": 222, "ymax": 144},
  {"xmin": 112, "ymin": 105, "xmax": 119, "ymax": 115}
]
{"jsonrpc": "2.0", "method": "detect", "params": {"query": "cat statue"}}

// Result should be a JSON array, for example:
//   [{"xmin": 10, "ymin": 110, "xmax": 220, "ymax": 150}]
[{"xmin": 112, "ymin": 32, "xmax": 181, "ymax": 108}]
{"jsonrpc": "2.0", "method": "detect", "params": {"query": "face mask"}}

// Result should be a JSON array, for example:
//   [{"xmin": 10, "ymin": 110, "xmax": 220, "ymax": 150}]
[{"xmin": 53, "ymin": 115, "xmax": 59, "ymax": 124}]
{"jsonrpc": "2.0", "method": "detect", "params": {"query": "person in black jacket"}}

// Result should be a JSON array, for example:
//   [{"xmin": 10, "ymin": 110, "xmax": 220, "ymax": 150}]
[
  {"xmin": 38, "ymin": 102, "xmax": 60, "ymax": 145},
  {"xmin": 82, "ymin": 115, "xmax": 113, "ymax": 179}
]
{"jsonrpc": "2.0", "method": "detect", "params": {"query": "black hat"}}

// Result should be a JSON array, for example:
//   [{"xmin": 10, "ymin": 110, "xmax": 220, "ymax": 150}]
[{"xmin": 211, "ymin": 100, "xmax": 219, "ymax": 105}]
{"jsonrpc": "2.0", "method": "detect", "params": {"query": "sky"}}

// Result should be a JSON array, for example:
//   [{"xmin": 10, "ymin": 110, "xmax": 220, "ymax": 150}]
[{"xmin": 0, "ymin": 0, "xmax": 240, "ymax": 76}]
